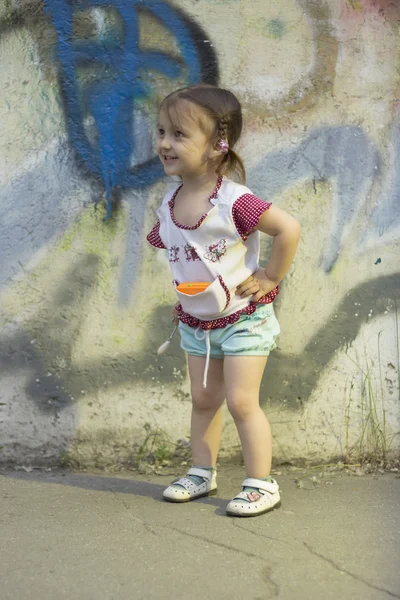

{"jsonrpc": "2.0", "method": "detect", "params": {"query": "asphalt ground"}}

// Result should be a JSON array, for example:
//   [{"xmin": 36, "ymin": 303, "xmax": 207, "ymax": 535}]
[{"xmin": 1, "ymin": 466, "xmax": 399, "ymax": 599}]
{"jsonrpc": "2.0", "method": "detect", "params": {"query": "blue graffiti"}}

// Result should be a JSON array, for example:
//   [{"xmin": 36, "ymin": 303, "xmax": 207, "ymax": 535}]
[{"xmin": 44, "ymin": 0, "xmax": 212, "ymax": 217}]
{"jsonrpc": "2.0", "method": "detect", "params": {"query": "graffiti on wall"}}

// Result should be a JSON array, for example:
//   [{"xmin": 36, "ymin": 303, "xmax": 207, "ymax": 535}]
[
  {"xmin": 0, "ymin": 0, "xmax": 399, "ymax": 421},
  {"xmin": 0, "ymin": 0, "xmax": 218, "ymax": 298},
  {"xmin": 44, "ymin": 0, "xmax": 219, "ymax": 217}
]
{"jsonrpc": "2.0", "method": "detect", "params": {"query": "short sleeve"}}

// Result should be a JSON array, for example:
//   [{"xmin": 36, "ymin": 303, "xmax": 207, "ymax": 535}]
[
  {"xmin": 232, "ymin": 194, "xmax": 272, "ymax": 240},
  {"xmin": 146, "ymin": 221, "xmax": 167, "ymax": 249}
]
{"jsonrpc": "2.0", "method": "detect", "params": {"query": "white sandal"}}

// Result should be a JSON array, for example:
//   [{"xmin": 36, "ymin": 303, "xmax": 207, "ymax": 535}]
[
  {"xmin": 163, "ymin": 467, "xmax": 217, "ymax": 503},
  {"xmin": 226, "ymin": 477, "xmax": 281, "ymax": 517}
]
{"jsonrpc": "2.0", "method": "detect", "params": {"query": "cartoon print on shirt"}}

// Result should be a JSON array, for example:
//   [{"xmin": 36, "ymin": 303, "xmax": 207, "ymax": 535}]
[
  {"xmin": 184, "ymin": 244, "xmax": 201, "ymax": 262},
  {"xmin": 204, "ymin": 239, "xmax": 227, "ymax": 263},
  {"xmin": 168, "ymin": 245, "xmax": 180, "ymax": 263}
]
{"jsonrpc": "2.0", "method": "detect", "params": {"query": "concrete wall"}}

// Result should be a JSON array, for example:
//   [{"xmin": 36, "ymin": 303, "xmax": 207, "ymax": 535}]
[{"xmin": 1, "ymin": 0, "xmax": 399, "ymax": 467}]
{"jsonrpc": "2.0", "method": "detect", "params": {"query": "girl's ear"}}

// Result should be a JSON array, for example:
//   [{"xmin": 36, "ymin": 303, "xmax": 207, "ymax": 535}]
[
  {"xmin": 208, "ymin": 146, "xmax": 224, "ymax": 160},
  {"xmin": 208, "ymin": 139, "xmax": 229, "ymax": 160}
]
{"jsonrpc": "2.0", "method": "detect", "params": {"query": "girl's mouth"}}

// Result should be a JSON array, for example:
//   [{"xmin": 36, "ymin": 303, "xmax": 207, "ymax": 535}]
[{"xmin": 162, "ymin": 155, "xmax": 178, "ymax": 161}]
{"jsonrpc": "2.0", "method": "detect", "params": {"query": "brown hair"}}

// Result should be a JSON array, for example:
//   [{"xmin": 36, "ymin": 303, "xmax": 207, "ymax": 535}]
[{"xmin": 160, "ymin": 84, "xmax": 246, "ymax": 183}]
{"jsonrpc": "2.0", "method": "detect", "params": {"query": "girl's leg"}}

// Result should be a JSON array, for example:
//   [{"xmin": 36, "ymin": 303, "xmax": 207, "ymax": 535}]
[
  {"xmin": 224, "ymin": 356, "xmax": 271, "ymax": 478},
  {"xmin": 163, "ymin": 356, "xmax": 225, "ymax": 502},
  {"xmin": 188, "ymin": 355, "xmax": 225, "ymax": 467}
]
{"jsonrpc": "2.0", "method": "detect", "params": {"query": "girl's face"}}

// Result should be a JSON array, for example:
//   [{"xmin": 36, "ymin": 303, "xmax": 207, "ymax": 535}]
[{"xmin": 156, "ymin": 100, "xmax": 218, "ymax": 179}]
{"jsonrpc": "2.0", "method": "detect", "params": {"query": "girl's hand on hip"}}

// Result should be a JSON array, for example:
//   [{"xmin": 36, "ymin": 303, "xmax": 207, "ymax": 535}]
[{"xmin": 235, "ymin": 269, "xmax": 278, "ymax": 302}]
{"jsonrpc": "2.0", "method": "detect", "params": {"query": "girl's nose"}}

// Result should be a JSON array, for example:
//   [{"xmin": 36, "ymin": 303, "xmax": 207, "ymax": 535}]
[{"xmin": 160, "ymin": 137, "xmax": 172, "ymax": 149}]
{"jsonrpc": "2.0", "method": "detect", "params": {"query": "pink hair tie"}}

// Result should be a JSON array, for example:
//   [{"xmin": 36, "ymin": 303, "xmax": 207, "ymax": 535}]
[{"xmin": 218, "ymin": 139, "xmax": 229, "ymax": 154}]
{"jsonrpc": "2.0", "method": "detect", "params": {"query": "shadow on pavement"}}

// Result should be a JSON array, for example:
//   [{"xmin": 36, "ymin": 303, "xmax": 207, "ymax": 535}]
[{"xmin": 0, "ymin": 470, "xmax": 229, "ymax": 510}]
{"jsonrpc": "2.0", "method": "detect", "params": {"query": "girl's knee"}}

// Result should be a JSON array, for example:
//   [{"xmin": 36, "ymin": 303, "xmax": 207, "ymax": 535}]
[
  {"xmin": 191, "ymin": 385, "xmax": 224, "ymax": 411},
  {"xmin": 226, "ymin": 393, "xmax": 259, "ymax": 421}
]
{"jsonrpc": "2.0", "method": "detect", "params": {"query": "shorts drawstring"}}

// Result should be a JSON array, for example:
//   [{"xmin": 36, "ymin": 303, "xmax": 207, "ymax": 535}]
[{"xmin": 195, "ymin": 328, "xmax": 211, "ymax": 388}]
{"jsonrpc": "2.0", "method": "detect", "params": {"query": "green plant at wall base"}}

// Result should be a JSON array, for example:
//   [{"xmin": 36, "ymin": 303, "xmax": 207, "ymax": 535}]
[
  {"xmin": 137, "ymin": 423, "xmax": 174, "ymax": 465},
  {"xmin": 136, "ymin": 423, "xmax": 191, "ymax": 466},
  {"xmin": 344, "ymin": 316, "xmax": 399, "ymax": 463},
  {"xmin": 343, "ymin": 380, "xmax": 354, "ymax": 462},
  {"xmin": 59, "ymin": 451, "xmax": 75, "ymax": 468}
]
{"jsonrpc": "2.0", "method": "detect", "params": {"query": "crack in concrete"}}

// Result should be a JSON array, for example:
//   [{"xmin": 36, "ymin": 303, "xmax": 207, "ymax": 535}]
[
  {"xmin": 109, "ymin": 487, "xmax": 268, "ymax": 559},
  {"xmin": 107, "ymin": 486, "xmax": 159, "ymax": 537},
  {"xmin": 108, "ymin": 485, "xmax": 399, "ymax": 597},
  {"xmin": 301, "ymin": 541, "xmax": 400, "ymax": 598},
  {"xmin": 221, "ymin": 525, "xmax": 281, "ymax": 595},
  {"xmin": 233, "ymin": 523, "xmax": 400, "ymax": 597},
  {"xmin": 262, "ymin": 565, "xmax": 280, "ymax": 597},
  {"xmin": 156, "ymin": 525, "xmax": 266, "ymax": 560},
  {"xmin": 232, "ymin": 520, "xmax": 294, "ymax": 548}
]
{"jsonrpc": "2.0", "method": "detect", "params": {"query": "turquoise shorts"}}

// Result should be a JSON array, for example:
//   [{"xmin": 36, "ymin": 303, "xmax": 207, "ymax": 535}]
[{"xmin": 179, "ymin": 304, "xmax": 280, "ymax": 359}]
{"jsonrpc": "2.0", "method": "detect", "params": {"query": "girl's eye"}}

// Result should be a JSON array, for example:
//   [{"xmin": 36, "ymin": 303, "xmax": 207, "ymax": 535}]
[
  {"xmin": 175, "ymin": 131, "xmax": 184, "ymax": 138},
  {"xmin": 158, "ymin": 129, "xmax": 164, "ymax": 136}
]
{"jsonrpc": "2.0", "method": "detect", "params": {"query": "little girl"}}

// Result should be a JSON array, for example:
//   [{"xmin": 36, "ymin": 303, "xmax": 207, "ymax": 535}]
[{"xmin": 147, "ymin": 84, "xmax": 300, "ymax": 517}]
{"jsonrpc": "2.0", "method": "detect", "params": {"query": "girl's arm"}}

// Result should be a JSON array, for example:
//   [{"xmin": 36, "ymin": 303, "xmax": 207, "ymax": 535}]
[
  {"xmin": 258, "ymin": 205, "xmax": 300, "ymax": 284},
  {"xmin": 236, "ymin": 205, "xmax": 300, "ymax": 301}
]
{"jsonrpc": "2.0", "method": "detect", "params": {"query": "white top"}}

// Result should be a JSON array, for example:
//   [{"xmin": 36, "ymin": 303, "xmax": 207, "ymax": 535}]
[{"xmin": 154, "ymin": 177, "xmax": 265, "ymax": 322}]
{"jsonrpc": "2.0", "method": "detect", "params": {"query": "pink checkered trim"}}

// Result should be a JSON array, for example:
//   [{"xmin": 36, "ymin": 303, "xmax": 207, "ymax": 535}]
[
  {"xmin": 256, "ymin": 286, "xmax": 279, "ymax": 305},
  {"xmin": 218, "ymin": 275, "xmax": 231, "ymax": 310},
  {"xmin": 146, "ymin": 221, "xmax": 166, "ymax": 249},
  {"xmin": 168, "ymin": 176, "xmax": 223, "ymax": 230},
  {"xmin": 232, "ymin": 194, "xmax": 272, "ymax": 240},
  {"xmin": 175, "ymin": 286, "xmax": 279, "ymax": 330}
]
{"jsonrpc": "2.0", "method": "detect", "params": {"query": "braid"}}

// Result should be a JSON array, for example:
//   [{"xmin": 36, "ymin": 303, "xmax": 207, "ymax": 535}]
[
  {"xmin": 218, "ymin": 116, "xmax": 229, "ymax": 142},
  {"xmin": 216, "ymin": 113, "xmax": 245, "ymax": 183}
]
